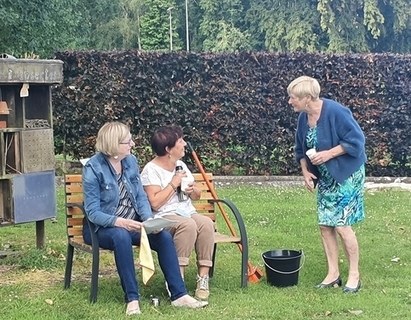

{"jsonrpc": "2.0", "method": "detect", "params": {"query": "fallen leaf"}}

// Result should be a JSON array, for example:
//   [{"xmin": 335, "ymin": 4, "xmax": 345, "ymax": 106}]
[
  {"xmin": 325, "ymin": 310, "xmax": 332, "ymax": 316},
  {"xmin": 348, "ymin": 309, "xmax": 363, "ymax": 315}
]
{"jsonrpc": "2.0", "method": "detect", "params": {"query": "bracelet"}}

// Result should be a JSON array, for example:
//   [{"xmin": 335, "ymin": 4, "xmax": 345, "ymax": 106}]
[{"xmin": 168, "ymin": 182, "xmax": 177, "ymax": 192}]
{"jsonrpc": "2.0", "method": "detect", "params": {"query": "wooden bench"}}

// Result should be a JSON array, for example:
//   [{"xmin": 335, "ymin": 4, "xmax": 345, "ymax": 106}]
[{"xmin": 63, "ymin": 173, "xmax": 248, "ymax": 303}]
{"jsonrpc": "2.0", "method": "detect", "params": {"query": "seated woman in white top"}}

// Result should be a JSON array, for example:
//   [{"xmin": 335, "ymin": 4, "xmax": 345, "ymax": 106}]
[{"xmin": 141, "ymin": 126, "xmax": 215, "ymax": 300}]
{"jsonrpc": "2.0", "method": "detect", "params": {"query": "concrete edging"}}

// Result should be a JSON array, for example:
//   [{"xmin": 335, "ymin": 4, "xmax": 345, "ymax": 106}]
[{"xmin": 56, "ymin": 175, "xmax": 411, "ymax": 189}]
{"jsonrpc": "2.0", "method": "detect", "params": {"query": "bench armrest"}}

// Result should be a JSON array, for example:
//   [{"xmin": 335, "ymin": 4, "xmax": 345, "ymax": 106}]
[{"xmin": 209, "ymin": 198, "xmax": 248, "ymax": 244}]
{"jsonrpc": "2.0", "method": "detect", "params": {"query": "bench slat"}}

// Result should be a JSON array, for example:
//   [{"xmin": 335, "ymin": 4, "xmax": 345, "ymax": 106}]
[
  {"xmin": 67, "ymin": 195, "xmax": 84, "ymax": 204},
  {"xmin": 67, "ymin": 217, "xmax": 84, "ymax": 227},
  {"xmin": 67, "ymin": 207, "xmax": 84, "ymax": 216},
  {"xmin": 215, "ymin": 233, "xmax": 241, "ymax": 243},
  {"xmin": 66, "ymin": 184, "xmax": 83, "ymax": 193},
  {"xmin": 68, "ymin": 227, "xmax": 83, "ymax": 237},
  {"xmin": 66, "ymin": 175, "xmax": 83, "ymax": 183}
]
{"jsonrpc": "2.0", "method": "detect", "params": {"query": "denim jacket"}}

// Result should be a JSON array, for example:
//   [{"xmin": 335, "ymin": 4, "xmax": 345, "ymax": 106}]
[{"xmin": 82, "ymin": 152, "xmax": 153, "ymax": 231}]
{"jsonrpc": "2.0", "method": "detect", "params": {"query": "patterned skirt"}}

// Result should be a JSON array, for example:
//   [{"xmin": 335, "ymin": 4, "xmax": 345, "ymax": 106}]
[{"xmin": 317, "ymin": 164, "xmax": 365, "ymax": 227}]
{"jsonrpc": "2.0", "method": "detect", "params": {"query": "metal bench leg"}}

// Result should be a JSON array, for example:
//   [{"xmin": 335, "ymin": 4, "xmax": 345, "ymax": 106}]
[
  {"xmin": 209, "ymin": 244, "xmax": 217, "ymax": 278},
  {"xmin": 64, "ymin": 244, "xmax": 74, "ymax": 289},
  {"xmin": 240, "ymin": 241, "xmax": 248, "ymax": 288},
  {"xmin": 90, "ymin": 245, "xmax": 100, "ymax": 303}
]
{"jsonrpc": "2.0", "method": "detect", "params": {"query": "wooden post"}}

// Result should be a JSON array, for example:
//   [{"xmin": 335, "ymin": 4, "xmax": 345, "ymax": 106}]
[{"xmin": 36, "ymin": 220, "xmax": 45, "ymax": 249}]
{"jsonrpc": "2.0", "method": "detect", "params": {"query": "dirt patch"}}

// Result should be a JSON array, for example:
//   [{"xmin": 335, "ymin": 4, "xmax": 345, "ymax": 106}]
[{"xmin": 0, "ymin": 264, "xmax": 118, "ymax": 290}]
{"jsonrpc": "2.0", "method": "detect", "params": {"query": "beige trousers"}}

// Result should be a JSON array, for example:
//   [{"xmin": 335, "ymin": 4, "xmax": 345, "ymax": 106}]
[{"xmin": 164, "ymin": 213, "xmax": 215, "ymax": 268}]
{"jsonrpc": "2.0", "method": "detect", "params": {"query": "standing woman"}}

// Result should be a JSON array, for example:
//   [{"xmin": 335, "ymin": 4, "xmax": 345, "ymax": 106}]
[
  {"xmin": 82, "ymin": 122, "xmax": 207, "ymax": 316},
  {"xmin": 288, "ymin": 76, "xmax": 366, "ymax": 293},
  {"xmin": 141, "ymin": 126, "xmax": 215, "ymax": 300}
]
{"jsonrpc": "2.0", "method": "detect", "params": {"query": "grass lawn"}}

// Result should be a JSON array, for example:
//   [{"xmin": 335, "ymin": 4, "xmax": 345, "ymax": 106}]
[{"xmin": 0, "ymin": 184, "xmax": 410, "ymax": 319}]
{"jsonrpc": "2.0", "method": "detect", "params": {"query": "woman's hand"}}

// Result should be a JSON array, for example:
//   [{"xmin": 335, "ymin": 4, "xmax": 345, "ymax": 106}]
[
  {"xmin": 171, "ymin": 169, "xmax": 186, "ymax": 187},
  {"xmin": 303, "ymin": 172, "xmax": 317, "ymax": 193},
  {"xmin": 183, "ymin": 182, "xmax": 195, "ymax": 195},
  {"xmin": 114, "ymin": 217, "xmax": 143, "ymax": 231},
  {"xmin": 309, "ymin": 150, "xmax": 333, "ymax": 166},
  {"xmin": 186, "ymin": 182, "xmax": 201, "ymax": 200}
]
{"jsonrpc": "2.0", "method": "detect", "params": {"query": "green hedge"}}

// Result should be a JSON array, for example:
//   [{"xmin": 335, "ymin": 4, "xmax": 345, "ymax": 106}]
[{"xmin": 52, "ymin": 51, "xmax": 411, "ymax": 176}]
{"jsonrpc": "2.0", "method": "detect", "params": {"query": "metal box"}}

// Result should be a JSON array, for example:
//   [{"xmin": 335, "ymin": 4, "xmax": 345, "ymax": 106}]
[{"xmin": 0, "ymin": 171, "xmax": 56, "ymax": 224}]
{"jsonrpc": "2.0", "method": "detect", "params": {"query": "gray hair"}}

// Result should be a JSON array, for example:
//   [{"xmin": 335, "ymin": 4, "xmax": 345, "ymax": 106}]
[{"xmin": 287, "ymin": 76, "xmax": 321, "ymax": 100}]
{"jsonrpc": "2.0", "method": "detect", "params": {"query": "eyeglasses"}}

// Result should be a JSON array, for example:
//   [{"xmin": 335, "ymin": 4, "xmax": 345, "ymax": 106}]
[{"xmin": 119, "ymin": 138, "xmax": 134, "ymax": 146}]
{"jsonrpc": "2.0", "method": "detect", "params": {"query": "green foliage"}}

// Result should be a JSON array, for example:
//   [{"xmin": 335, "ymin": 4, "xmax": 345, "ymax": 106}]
[
  {"xmin": 208, "ymin": 21, "xmax": 253, "ymax": 52},
  {"xmin": 0, "ymin": 0, "xmax": 89, "ymax": 57},
  {"xmin": 200, "ymin": 0, "xmax": 251, "ymax": 52},
  {"xmin": 140, "ymin": 0, "xmax": 180, "ymax": 50},
  {"xmin": 248, "ymin": 0, "xmax": 321, "ymax": 52},
  {"xmin": 364, "ymin": 0, "xmax": 385, "ymax": 39},
  {"xmin": 2, "ymin": 0, "xmax": 411, "ymax": 56}
]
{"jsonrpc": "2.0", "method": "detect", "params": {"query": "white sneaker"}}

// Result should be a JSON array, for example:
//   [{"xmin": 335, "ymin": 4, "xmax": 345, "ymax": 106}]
[
  {"xmin": 195, "ymin": 274, "xmax": 210, "ymax": 300},
  {"xmin": 171, "ymin": 294, "xmax": 208, "ymax": 308}
]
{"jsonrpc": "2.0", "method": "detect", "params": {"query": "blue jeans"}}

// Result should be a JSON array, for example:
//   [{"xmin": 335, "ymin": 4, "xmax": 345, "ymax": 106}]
[{"xmin": 83, "ymin": 222, "xmax": 187, "ymax": 302}]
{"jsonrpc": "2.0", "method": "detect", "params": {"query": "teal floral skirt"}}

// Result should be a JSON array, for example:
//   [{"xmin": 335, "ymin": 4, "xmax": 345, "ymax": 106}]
[
  {"xmin": 306, "ymin": 126, "xmax": 365, "ymax": 227},
  {"xmin": 317, "ymin": 164, "xmax": 365, "ymax": 227}
]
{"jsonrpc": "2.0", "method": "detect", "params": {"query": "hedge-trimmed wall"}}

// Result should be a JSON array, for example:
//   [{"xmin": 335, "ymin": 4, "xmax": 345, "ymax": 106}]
[{"xmin": 53, "ymin": 51, "xmax": 411, "ymax": 176}]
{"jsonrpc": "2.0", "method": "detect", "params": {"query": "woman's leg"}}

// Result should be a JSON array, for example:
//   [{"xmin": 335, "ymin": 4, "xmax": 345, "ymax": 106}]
[
  {"xmin": 96, "ymin": 227, "xmax": 140, "ymax": 303},
  {"xmin": 164, "ymin": 215, "xmax": 197, "ymax": 277},
  {"xmin": 148, "ymin": 230, "xmax": 187, "ymax": 301},
  {"xmin": 190, "ymin": 214, "xmax": 214, "ymax": 274},
  {"xmin": 319, "ymin": 225, "xmax": 340, "ymax": 283},
  {"xmin": 336, "ymin": 226, "xmax": 360, "ymax": 288},
  {"xmin": 190, "ymin": 214, "xmax": 214, "ymax": 299}
]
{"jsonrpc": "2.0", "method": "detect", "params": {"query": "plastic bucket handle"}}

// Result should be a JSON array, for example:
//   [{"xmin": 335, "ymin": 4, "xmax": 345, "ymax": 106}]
[{"xmin": 261, "ymin": 251, "xmax": 305, "ymax": 275}]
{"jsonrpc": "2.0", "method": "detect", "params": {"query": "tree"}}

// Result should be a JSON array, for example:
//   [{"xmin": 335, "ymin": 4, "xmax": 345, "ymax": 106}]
[
  {"xmin": 2, "ymin": 0, "xmax": 411, "ymax": 57},
  {"xmin": 199, "ymin": 0, "xmax": 252, "ymax": 52},
  {"xmin": 247, "ymin": 0, "xmax": 323, "ymax": 52},
  {"xmin": 0, "ymin": 0, "xmax": 89, "ymax": 57},
  {"xmin": 140, "ymin": 0, "xmax": 181, "ymax": 50}
]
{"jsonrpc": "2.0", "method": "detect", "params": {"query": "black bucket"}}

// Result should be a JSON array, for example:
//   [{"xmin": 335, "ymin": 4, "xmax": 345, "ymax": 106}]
[{"xmin": 262, "ymin": 250, "xmax": 304, "ymax": 287}]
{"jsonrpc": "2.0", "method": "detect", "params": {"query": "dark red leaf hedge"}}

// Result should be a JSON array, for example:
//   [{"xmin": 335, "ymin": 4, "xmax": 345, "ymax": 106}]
[{"xmin": 52, "ymin": 51, "xmax": 411, "ymax": 176}]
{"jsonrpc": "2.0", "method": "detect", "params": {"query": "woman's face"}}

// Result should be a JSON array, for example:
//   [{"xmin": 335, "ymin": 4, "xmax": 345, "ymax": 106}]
[
  {"xmin": 170, "ymin": 137, "xmax": 187, "ymax": 160},
  {"xmin": 288, "ymin": 94, "xmax": 308, "ymax": 112},
  {"xmin": 117, "ymin": 132, "xmax": 135, "ymax": 158}
]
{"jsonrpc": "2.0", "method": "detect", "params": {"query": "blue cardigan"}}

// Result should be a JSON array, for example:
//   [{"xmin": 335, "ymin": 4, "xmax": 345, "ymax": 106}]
[{"xmin": 295, "ymin": 98, "xmax": 367, "ymax": 184}]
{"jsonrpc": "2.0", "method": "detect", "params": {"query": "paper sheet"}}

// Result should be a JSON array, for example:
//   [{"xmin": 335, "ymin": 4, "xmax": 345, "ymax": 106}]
[{"xmin": 143, "ymin": 217, "xmax": 177, "ymax": 234}]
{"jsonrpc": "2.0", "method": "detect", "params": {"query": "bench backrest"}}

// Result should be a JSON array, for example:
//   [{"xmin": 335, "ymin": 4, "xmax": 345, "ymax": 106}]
[
  {"xmin": 65, "ymin": 175, "xmax": 85, "ymax": 241},
  {"xmin": 65, "ymin": 173, "xmax": 217, "ymax": 241}
]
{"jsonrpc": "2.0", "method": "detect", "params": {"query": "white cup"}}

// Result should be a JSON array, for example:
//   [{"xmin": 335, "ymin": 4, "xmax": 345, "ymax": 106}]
[
  {"xmin": 306, "ymin": 148, "xmax": 317, "ymax": 159},
  {"xmin": 181, "ymin": 177, "xmax": 194, "ymax": 193}
]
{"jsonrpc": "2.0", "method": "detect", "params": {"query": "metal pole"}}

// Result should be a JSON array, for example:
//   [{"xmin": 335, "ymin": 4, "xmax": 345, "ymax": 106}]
[
  {"xmin": 167, "ymin": 7, "xmax": 173, "ymax": 51},
  {"xmin": 185, "ymin": 0, "xmax": 189, "ymax": 51}
]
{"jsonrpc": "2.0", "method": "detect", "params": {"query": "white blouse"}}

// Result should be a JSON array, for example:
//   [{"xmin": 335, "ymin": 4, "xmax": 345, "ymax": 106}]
[{"xmin": 140, "ymin": 160, "xmax": 196, "ymax": 217}]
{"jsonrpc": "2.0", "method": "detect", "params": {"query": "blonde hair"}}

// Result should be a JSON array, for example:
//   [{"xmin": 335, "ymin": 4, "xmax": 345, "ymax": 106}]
[
  {"xmin": 95, "ymin": 122, "xmax": 130, "ymax": 156},
  {"xmin": 287, "ymin": 76, "xmax": 321, "ymax": 100}
]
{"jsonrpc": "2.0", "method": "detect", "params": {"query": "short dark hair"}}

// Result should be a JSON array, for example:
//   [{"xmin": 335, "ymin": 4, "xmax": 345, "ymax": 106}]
[{"xmin": 151, "ymin": 126, "xmax": 183, "ymax": 156}]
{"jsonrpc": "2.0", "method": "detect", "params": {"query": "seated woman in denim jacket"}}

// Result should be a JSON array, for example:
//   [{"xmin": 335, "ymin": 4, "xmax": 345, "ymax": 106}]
[{"xmin": 82, "ymin": 122, "xmax": 207, "ymax": 316}]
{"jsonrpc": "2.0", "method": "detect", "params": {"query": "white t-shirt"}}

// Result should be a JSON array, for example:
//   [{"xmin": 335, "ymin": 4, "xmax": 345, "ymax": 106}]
[{"xmin": 140, "ymin": 160, "xmax": 196, "ymax": 217}]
